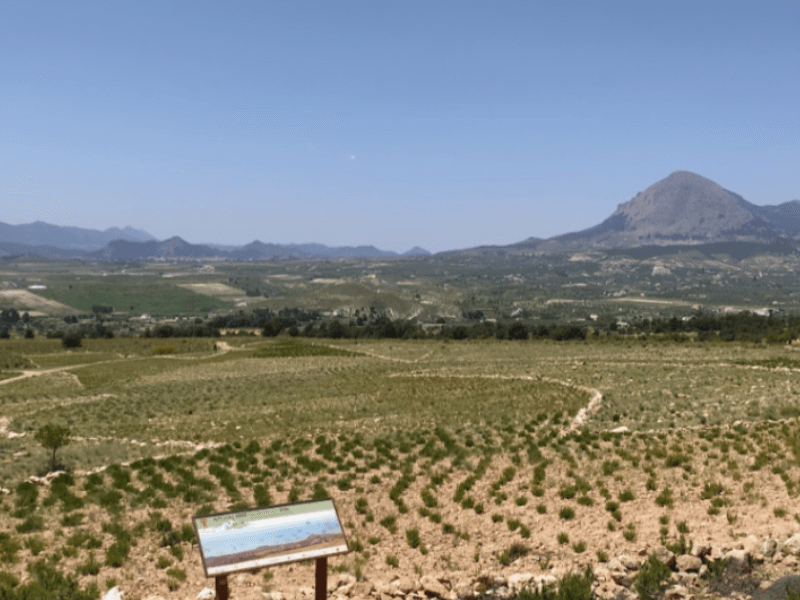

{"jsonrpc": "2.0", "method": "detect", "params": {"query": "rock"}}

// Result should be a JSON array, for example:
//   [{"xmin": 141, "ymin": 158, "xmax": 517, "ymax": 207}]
[
  {"xmin": 393, "ymin": 577, "xmax": 415, "ymax": 595},
  {"xmin": 743, "ymin": 535, "xmax": 761, "ymax": 555},
  {"xmin": 197, "ymin": 590, "xmax": 216, "ymax": 600},
  {"xmin": 723, "ymin": 549, "xmax": 751, "ymax": 573},
  {"xmin": 375, "ymin": 582, "xmax": 392, "ymax": 595},
  {"xmin": 676, "ymin": 555, "xmax": 702, "ymax": 572},
  {"xmin": 610, "ymin": 571, "xmax": 632, "ymax": 587},
  {"xmin": 103, "ymin": 588, "xmax": 123, "ymax": 600},
  {"xmin": 338, "ymin": 574, "xmax": 358, "ymax": 588},
  {"xmin": 761, "ymin": 538, "xmax": 779, "ymax": 558},
  {"xmin": 784, "ymin": 533, "xmax": 800, "ymax": 554},
  {"xmin": 507, "ymin": 573, "xmax": 534, "ymax": 591},
  {"xmin": 420, "ymin": 576, "xmax": 448, "ymax": 598},
  {"xmin": 298, "ymin": 587, "xmax": 315, "ymax": 597},
  {"xmin": 665, "ymin": 585, "xmax": 689, "ymax": 598},
  {"xmin": 653, "ymin": 545, "xmax": 676, "ymax": 568},
  {"xmin": 690, "ymin": 542, "xmax": 711, "ymax": 558},
  {"xmin": 353, "ymin": 582, "xmax": 375, "ymax": 597},
  {"xmin": 607, "ymin": 558, "xmax": 626, "ymax": 573},
  {"xmin": 533, "ymin": 575, "xmax": 556, "ymax": 593},
  {"xmin": 698, "ymin": 565, "xmax": 708, "ymax": 578},
  {"xmin": 618, "ymin": 555, "xmax": 639, "ymax": 571},
  {"xmin": 270, "ymin": 592, "xmax": 285, "ymax": 600},
  {"xmin": 610, "ymin": 426, "xmax": 629, "ymax": 434}
]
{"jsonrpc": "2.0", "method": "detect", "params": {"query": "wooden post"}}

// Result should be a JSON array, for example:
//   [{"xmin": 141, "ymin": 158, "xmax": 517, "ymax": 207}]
[
  {"xmin": 316, "ymin": 556, "xmax": 328, "ymax": 600},
  {"xmin": 215, "ymin": 574, "xmax": 229, "ymax": 600}
]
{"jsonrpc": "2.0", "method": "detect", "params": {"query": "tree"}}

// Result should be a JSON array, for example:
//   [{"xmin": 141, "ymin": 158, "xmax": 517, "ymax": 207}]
[
  {"xmin": 22, "ymin": 312, "xmax": 30, "ymax": 324},
  {"xmin": 24, "ymin": 328, "xmax": 34, "ymax": 339},
  {"xmin": 35, "ymin": 424, "xmax": 71, "ymax": 472},
  {"xmin": 62, "ymin": 332, "xmax": 83, "ymax": 348},
  {"xmin": 328, "ymin": 321, "xmax": 346, "ymax": 339},
  {"xmin": 508, "ymin": 321, "xmax": 528, "ymax": 340}
]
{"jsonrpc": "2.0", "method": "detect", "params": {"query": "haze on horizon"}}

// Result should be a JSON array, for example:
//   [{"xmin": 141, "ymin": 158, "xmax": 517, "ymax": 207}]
[{"xmin": 2, "ymin": 1, "xmax": 798, "ymax": 254}]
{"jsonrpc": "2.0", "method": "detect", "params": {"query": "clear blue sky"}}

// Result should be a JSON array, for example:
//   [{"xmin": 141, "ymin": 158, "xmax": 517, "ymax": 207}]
[{"xmin": 2, "ymin": 1, "xmax": 798, "ymax": 254}]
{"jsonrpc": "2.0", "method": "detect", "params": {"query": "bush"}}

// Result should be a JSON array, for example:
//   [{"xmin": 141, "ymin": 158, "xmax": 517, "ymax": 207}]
[
  {"xmin": 152, "ymin": 344, "xmax": 176, "ymax": 355},
  {"xmin": 405, "ymin": 528, "xmax": 421, "ymax": 549},
  {"xmin": 0, "ymin": 560, "xmax": 99, "ymax": 600},
  {"xmin": 61, "ymin": 332, "xmax": 83, "ymax": 348},
  {"xmin": 556, "ymin": 568, "xmax": 594, "ymax": 600},
  {"xmin": 386, "ymin": 555, "xmax": 399, "ymax": 568},
  {"xmin": 105, "ymin": 540, "xmax": 130, "ymax": 568},
  {"xmin": 497, "ymin": 542, "xmax": 530, "ymax": 566},
  {"xmin": 559, "ymin": 506, "xmax": 576, "ymax": 520},
  {"xmin": 633, "ymin": 554, "xmax": 671, "ymax": 600}
]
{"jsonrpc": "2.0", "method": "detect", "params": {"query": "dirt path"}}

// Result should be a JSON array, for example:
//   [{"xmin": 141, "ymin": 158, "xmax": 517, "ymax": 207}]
[{"xmin": 390, "ymin": 370, "xmax": 604, "ymax": 433}]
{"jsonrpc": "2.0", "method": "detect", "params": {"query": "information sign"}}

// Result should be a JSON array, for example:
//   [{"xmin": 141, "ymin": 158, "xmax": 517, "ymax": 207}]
[{"xmin": 193, "ymin": 499, "xmax": 349, "ymax": 577}]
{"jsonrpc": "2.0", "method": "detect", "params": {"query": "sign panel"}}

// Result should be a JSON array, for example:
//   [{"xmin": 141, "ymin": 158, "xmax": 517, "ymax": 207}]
[{"xmin": 193, "ymin": 499, "xmax": 349, "ymax": 577}]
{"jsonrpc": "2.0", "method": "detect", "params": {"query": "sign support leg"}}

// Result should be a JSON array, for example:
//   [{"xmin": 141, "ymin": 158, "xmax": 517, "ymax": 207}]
[
  {"xmin": 216, "ymin": 574, "xmax": 229, "ymax": 600},
  {"xmin": 316, "ymin": 556, "xmax": 328, "ymax": 600}
]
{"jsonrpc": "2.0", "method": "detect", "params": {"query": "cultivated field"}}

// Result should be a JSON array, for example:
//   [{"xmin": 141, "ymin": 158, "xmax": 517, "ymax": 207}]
[{"xmin": 1, "ymin": 337, "xmax": 800, "ymax": 599}]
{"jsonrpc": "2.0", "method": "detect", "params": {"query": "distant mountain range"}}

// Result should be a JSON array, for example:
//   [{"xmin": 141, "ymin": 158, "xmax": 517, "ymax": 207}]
[
  {"xmin": 2, "ymin": 171, "xmax": 797, "ymax": 261},
  {"xmin": 0, "ymin": 220, "xmax": 430, "ymax": 260},
  {"xmin": 0, "ymin": 221, "xmax": 156, "ymax": 251}
]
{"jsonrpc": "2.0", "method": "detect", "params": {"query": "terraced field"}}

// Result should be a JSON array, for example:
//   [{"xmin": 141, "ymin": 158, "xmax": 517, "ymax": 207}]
[{"xmin": 1, "ymin": 337, "xmax": 799, "ymax": 599}]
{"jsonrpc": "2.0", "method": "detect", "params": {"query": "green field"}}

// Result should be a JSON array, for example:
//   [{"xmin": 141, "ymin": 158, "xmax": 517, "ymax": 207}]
[{"xmin": 36, "ymin": 281, "xmax": 232, "ymax": 316}]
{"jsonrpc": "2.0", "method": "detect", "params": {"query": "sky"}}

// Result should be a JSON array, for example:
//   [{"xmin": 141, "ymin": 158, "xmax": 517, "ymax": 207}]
[{"xmin": 2, "ymin": 1, "xmax": 798, "ymax": 254}]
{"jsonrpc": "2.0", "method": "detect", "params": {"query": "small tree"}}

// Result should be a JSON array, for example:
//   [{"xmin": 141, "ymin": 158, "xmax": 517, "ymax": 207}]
[
  {"xmin": 35, "ymin": 424, "xmax": 71, "ymax": 473},
  {"xmin": 62, "ymin": 332, "xmax": 83, "ymax": 348}
]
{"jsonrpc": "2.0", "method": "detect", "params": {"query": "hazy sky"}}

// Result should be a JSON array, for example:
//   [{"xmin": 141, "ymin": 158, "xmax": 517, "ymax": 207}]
[{"xmin": 2, "ymin": 1, "xmax": 798, "ymax": 253}]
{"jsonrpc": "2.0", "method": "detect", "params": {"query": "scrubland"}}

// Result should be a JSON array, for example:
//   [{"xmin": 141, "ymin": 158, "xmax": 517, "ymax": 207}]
[{"xmin": 1, "ymin": 336, "xmax": 799, "ymax": 599}]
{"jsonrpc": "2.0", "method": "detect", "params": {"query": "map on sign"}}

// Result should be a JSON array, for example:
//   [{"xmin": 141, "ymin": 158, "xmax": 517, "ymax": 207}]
[{"xmin": 193, "ymin": 499, "xmax": 349, "ymax": 577}]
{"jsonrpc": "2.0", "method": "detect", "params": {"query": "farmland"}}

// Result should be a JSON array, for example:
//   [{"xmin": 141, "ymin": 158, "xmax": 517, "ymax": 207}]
[{"xmin": 1, "ymin": 334, "xmax": 800, "ymax": 599}]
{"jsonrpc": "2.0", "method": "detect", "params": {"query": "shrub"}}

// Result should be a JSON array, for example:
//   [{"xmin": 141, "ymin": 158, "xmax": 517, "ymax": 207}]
[
  {"xmin": 572, "ymin": 540, "xmax": 587, "ymax": 553},
  {"xmin": 379, "ymin": 515, "xmax": 397, "ymax": 534},
  {"xmin": 16, "ymin": 515, "xmax": 45, "ymax": 533},
  {"xmin": 151, "ymin": 344, "xmax": 176, "ymax": 355},
  {"xmin": 557, "ymin": 567, "xmax": 594, "ymax": 600},
  {"xmin": 557, "ymin": 532, "xmax": 569, "ymax": 545},
  {"xmin": 559, "ymin": 506, "xmax": 575, "ymax": 520},
  {"xmin": 655, "ymin": 486, "xmax": 674, "ymax": 508},
  {"xmin": 386, "ymin": 555, "xmax": 399, "ymax": 568},
  {"xmin": 0, "ymin": 532, "xmax": 21, "ymax": 563},
  {"xmin": 62, "ymin": 332, "xmax": 83, "ymax": 348},
  {"xmin": 633, "ymin": 554, "xmax": 672, "ymax": 600},
  {"xmin": 497, "ymin": 542, "xmax": 530, "ymax": 566},
  {"xmin": 105, "ymin": 541, "xmax": 130, "ymax": 568},
  {"xmin": 623, "ymin": 524, "xmax": 637, "ymax": 542},
  {"xmin": 405, "ymin": 528, "xmax": 421, "ymax": 549}
]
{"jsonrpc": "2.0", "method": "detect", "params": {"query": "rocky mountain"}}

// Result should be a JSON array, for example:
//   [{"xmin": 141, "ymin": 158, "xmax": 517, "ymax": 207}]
[
  {"xmin": 512, "ymin": 171, "xmax": 800, "ymax": 253},
  {"xmin": 0, "ymin": 221, "xmax": 156, "ymax": 251}
]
